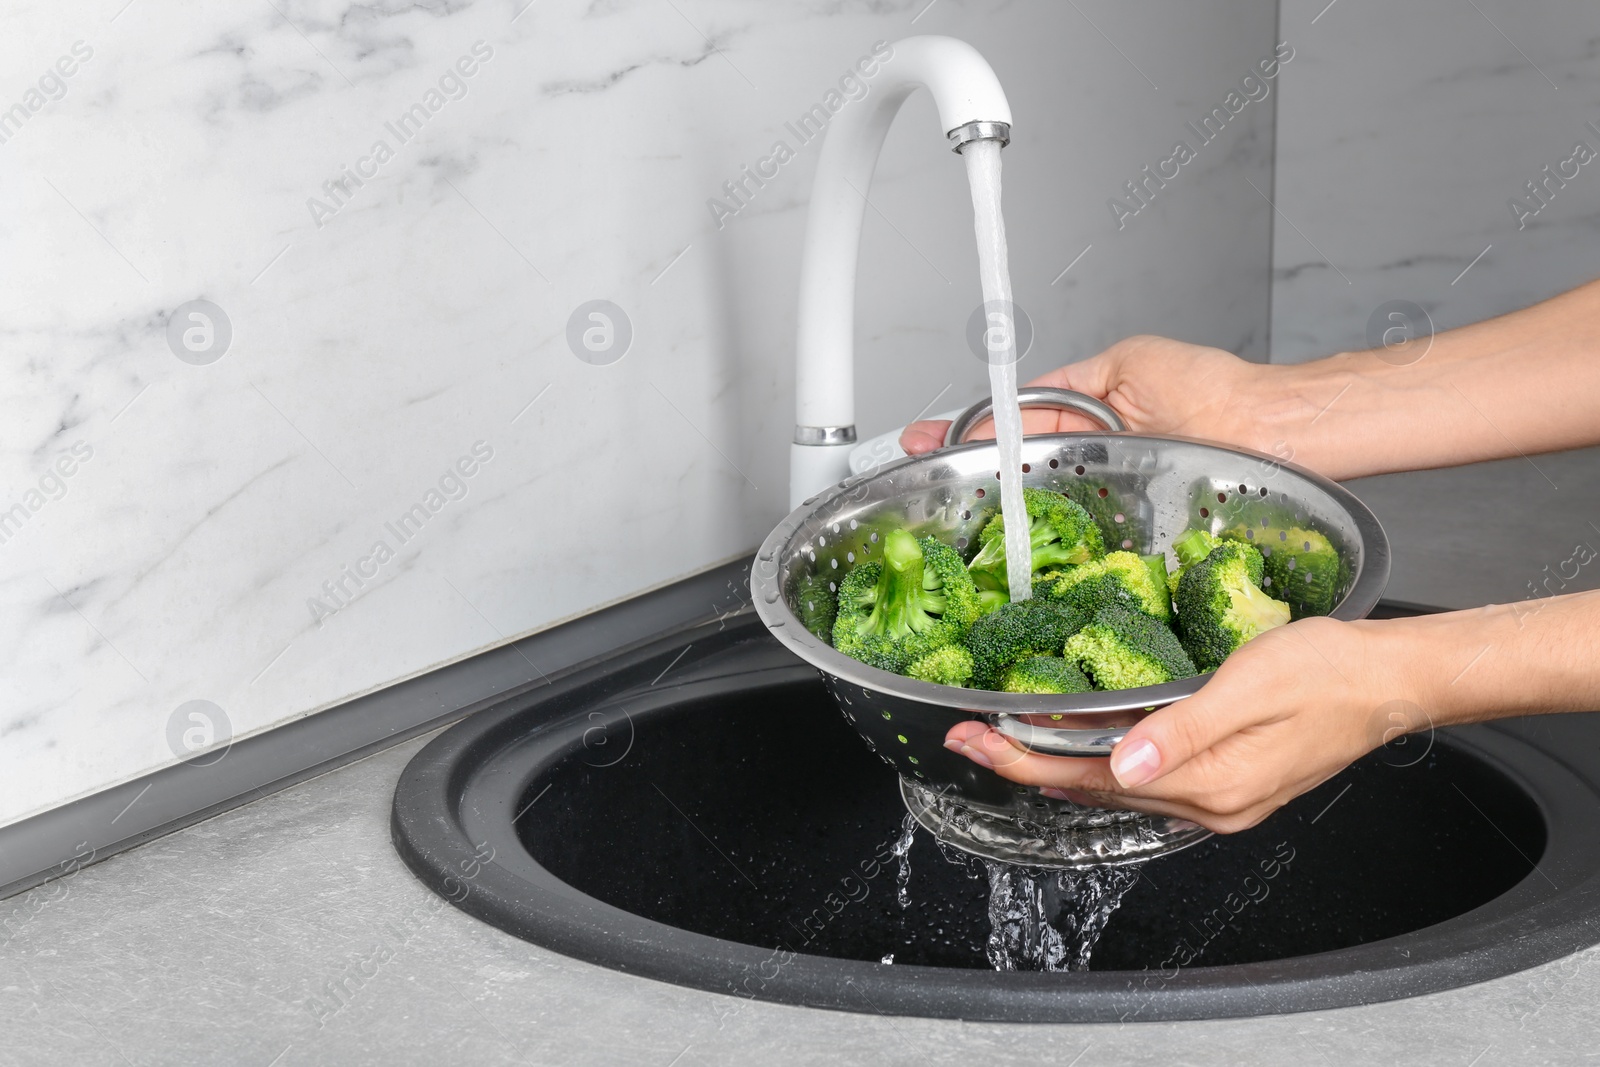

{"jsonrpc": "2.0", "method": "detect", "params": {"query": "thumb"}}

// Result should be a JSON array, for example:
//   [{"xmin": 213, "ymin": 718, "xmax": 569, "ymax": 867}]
[
  {"xmin": 1107, "ymin": 686, "xmax": 1254, "ymax": 789},
  {"xmin": 1026, "ymin": 350, "xmax": 1118, "ymax": 398},
  {"xmin": 900, "ymin": 420, "xmax": 951, "ymax": 454}
]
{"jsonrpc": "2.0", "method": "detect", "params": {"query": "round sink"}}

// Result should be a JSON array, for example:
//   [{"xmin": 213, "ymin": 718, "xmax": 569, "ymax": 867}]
[{"xmin": 392, "ymin": 615, "xmax": 1600, "ymax": 1022}]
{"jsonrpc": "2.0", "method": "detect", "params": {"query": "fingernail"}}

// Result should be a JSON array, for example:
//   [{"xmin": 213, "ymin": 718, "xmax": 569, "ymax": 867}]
[
  {"xmin": 949, "ymin": 741, "xmax": 994, "ymax": 769},
  {"xmin": 1110, "ymin": 738, "xmax": 1161, "ymax": 788},
  {"xmin": 1039, "ymin": 787, "xmax": 1071, "ymax": 800}
]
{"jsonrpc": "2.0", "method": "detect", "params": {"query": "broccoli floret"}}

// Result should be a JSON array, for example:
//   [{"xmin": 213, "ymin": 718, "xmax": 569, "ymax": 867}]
[
  {"xmin": 1173, "ymin": 541, "xmax": 1292, "ymax": 671},
  {"xmin": 961, "ymin": 599, "xmax": 1092, "ymax": 689},
  {"xmin": 1167, "ymin": 528, "xmax": 1221, "ymax": 596},
  {"xmin": 906, "ymin": 645, "xmax": 976, "ymax": 687},
  {"xmin": 1063, "ymin": 603, "xmax": 1198, "ymax": 690},
  {"xmin": 831, "ymin": 563, "xmax": 899, "ymax": 671},
  {"xmin": 999, "ymin": 656, "xmax": 1093, "ymax": 695},
  {"xmin": 1058, "ymin": 480, "xmax": 1125, "ymax": 547},
  {"xmin": 1141, "ymin": 553, "xmax": 1171, "ymax": 601},
  {"xmin": 966, "ymin": 488, "xmax": 1105, "ymax": 598},
  {"xmin": 794, "ymin": 573, "xmax": 838, "ymax": 639},
  {"xmin": 1252, "ymin": 527, "xmax": 1343, "ymax": 619},
  {"xmin": 830, "ymin": 530, "xmax": 980, "ymax": 673},
  {"xmin": 976, "ymin": 587, "xmax": 1010, "ymax": 615},
  {"xmin": 1040, "ymin": 550, "xmax": 1171, "ymax": 622},
  {"xmin": 1174, "ymin": 527, "xmax": 1221, "ymax": 568}
]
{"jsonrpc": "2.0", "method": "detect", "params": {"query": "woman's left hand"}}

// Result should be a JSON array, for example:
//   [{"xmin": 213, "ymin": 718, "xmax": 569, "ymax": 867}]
[{"xmin": 943, "ymin": 616, "xmax": 1421, "ymax": 833}]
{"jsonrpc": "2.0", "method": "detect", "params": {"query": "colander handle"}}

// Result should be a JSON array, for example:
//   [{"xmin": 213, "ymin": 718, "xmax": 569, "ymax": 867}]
[
  {"xmin": 992, "ymin": 714, "xmax": 1130, "ymax": 757},
  {"xmin": 943, "ymin": 387, "xmax": 1127, "ymax": 447}
]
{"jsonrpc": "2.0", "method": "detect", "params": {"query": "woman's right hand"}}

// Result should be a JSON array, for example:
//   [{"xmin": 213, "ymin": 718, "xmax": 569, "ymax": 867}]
[{"xmin": 899, "ymin": 334, "xmax": 1293, "ymax": 465}]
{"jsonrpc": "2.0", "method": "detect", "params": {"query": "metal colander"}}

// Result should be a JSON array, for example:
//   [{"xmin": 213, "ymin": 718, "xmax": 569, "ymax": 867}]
[{"xmin": 752, "ymin": 388, "xmax": 1390, "ymax": 867}]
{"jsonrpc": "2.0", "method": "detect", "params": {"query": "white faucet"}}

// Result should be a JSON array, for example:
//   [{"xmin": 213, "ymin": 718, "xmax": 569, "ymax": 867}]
[{"xmin": 789, "ymin": 35, "xmax": 1013, "ymax": 509}]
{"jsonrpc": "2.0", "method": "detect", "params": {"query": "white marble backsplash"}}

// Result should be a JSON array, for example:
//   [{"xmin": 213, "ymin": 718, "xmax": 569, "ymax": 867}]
[
  {"xmin": 1270, "ymin": 0, "xmax": 1600, "ymax": 360},
  {"xmin": 1270, "ymin": 1, "xmax": 1600, "ymax": 608},
  {"xmin": 0, "ymin": 0, "xmax": 1277, "ymax": 826}
]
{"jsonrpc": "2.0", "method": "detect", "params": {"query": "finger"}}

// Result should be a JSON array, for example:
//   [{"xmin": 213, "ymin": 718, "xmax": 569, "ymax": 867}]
[
  {"xmin": 1022, "ymin": 355, "xmax": 1128, "ymax": 433},
  {"xmin": 1106, "ymin": 672, "xmax": 1279, "ymax": 789},
  {"xmin": 1025, "ymin": 351, "xmax": 1117, "ymax": 398},
  {"xmin": 967, "ymin": 411, "xmax": 1083, "ymax": 438},
  {"xmin": 944, "ymin": 719, "xmax": 989, "ymax": 746},
  {"xmin": 963, "ymin": 415, "xmax": 996, "ymax": 442},
  {"xmin": 1039, "ymin": 409, "xmax": 1115, "ymax": 433},
  {"xmin": 900, "ymin": 421, "xmax": 950, "ymax": 454},
  {"xmin": 1038, "ymin": 785, "xmax": 1113, "ymax": 807},
  {"xmin": 1056, "ymin": 786, "xmax": 1277, "ymax": 836},
  {"xmin": 942, "ymin": 724, "xmax": 1277, "ymax": 833},
  {"xmin": 944, "ymin": 724, "xmax": 1121, "ymax": 791},
  {"xmin": 948, "ymin": 408, "xmax": 1106, "ymax": 444}
]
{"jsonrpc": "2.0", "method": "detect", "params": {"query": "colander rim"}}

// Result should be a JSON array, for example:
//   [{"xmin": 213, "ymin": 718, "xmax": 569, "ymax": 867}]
[{"xmin": 751, "ymin": 430, "xmax": 1391, "ymax": 717}]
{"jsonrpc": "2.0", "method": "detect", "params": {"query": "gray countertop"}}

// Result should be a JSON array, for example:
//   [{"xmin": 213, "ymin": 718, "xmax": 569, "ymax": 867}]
[
  {"xmin": 3, "ymin": 729, "xmax": 1597, "ymax": 1067},
  {"xmin": 1349, "ymin": 447, "xmax": 1600, "ymax": 610}
]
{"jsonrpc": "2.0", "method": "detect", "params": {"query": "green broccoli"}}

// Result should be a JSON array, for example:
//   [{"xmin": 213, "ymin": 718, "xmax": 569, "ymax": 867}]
[
  {"xmin": 1173, "ymin": 540, "xmax": 1292, "ymax": 671},
  {"xmin": 906, "ymin": 645, "xmax": 976, "ymax": 687},
  {"xmin": 975, "ymin": 586, "xmax": 1010, "ymax": 616},
  {"xmin": 966, "ymin": 488, "xmax": 1105, "ymax": 599},
  {"xmin": 1167, "ymin": 528, "xmax": 1220, "ymax": 596},
  {"xmin": 1063, "ymin": 603, "xmax": 1198, "ymax": 690},
  {"xmin": 1256, "ymin": 527, "xmax": 1344, "ymax": 619},
  {"xmin": 961, "ymin": 598, "xmax": 1092, "ymax": 689},
  {"xmin": 794, "ymin": 572, "xmax": 838, "ymax": 640},
  {"xmin": 1141, "ymin": 553, "xmax": 1171, "ymax": 602},
  {"xmin": 999, "ymin": 656, "xmax": 1093, "ymax": 695},
  {"xmin": 1039, "ymin": 550, "xmax": 1171, "ymax": 622},
  {"xmin": 830, "ymin": 530, "xmax": 981, "ymax": 673},
  {"xmin": 1058, "ymin": 479, "xmax": 1125, "ymax": 547}
]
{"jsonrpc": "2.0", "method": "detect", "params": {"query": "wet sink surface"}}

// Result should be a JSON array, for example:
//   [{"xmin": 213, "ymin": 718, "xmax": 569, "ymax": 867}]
[
  {"xmin": 392, "ymin": 615, "xmax": 1600, "ymax": 1022},
  {"xmin": 522, "ymin": 677, "xmax": 1541, "ymax": 973}
]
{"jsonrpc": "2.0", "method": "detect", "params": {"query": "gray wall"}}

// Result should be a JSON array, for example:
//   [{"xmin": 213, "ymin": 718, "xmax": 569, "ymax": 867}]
[{"xmin": 1270, "ymin": 0, "xmax": 1600, "ymax": 608}]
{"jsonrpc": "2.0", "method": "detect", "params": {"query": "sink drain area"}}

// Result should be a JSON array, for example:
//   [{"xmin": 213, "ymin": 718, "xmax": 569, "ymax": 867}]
[{"xmin": 392, "ymin": 614, "xmax": 1600, "ymax": 1022}]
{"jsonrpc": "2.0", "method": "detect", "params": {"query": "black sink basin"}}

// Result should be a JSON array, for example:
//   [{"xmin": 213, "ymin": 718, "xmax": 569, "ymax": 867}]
[{"xmin": 392, "ymin": 611, "xmax": 1600, "ymax": 1022}]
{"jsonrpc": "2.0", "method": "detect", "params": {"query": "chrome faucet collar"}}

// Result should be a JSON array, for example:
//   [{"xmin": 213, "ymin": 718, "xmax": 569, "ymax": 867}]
[
  {"xmin": 948, "ymin": 120, "xmax": 1011, "ymax": 153},
  {"xmin": 793, "ymin": 424, "xmax": 858, "ymax": 446}
]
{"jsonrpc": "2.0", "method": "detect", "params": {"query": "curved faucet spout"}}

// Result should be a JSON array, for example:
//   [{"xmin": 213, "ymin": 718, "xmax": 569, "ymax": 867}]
[{"xmin": 790, "ymin": 35, "xmax": 1013, "ymax": 507}]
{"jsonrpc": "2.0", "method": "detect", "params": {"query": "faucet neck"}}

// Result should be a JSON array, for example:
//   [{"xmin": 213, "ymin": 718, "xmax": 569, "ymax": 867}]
[{"xmin": 790, "ymin": 36, "xmax": 1012, "ymax": 508}]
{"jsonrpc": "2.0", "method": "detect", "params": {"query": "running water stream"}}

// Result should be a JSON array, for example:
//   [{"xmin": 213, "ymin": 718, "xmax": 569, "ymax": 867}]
[
  {"xmin": 983, "ymin": 862, "xmax": 1141, "ymax": 972},
  {"xmin": 953, "ymin": 139, "xmax": 1146, "ymax": 969},
  {"xmin": 901, "ymin": 822, "xmax": 1144, "ymax": 971},
  {"xmin": 890, "ymin": 812, "xmax": 917, "ymax": 909},
  {"xmin": 961, "ymin": 139, "xmax": 1033, "ymax": 602}
]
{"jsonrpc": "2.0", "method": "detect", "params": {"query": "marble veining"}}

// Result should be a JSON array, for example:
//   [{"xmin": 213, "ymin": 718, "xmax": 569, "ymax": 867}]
[{"xmin": 0, "ymin": 0, "xmax": 1277, "ymax": 825}]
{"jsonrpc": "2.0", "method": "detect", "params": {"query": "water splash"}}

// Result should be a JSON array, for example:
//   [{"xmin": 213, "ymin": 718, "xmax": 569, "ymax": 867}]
[
  {"xmin": 961, "ymin": 138, "xmax": 1032, "ymax": 602},
  {"xmin": 982, "ymin": 861, "xmax": 1142, "ymax": 972},
  {"xmin": 889, "ymin": 812, "xmax": 918, "ymax": 909}
]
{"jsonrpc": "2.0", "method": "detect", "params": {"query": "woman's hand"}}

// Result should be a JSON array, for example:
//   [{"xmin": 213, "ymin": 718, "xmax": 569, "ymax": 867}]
[
  {"xmin": 943, "ymin": 616, "xmax": 1417, "ymax": 833},
  {"xmin": 900, "ymin": 335, "xmax": 1284, "ymax": 459}
]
